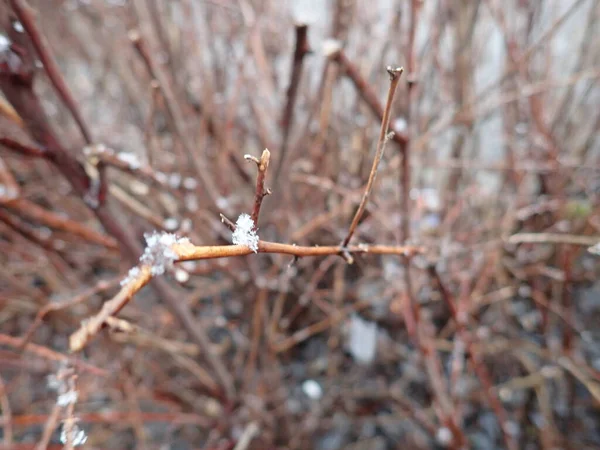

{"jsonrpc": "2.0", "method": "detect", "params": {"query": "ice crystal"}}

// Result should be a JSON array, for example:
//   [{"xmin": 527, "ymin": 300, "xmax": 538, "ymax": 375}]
[
  {"xmin": 232, "ymin": 214, "xmax": 259, "ymax": 252},
  {"xmin": 60, "ymin": 424, "xmax": 87, "ymax": 447},
  {"xmin": 140, "ymin": 231, "xmax": 189, "ymax": 276},
  {"xmin": 120, "ymin": 266, "xmax": 141, "ymax": 287},
  {"xmin": 117, "ymin": 151, "xmax": 141, "ymax": 170},
  {"xmin": 57, "ymin": 390, "xmax": 78, "ymax": 407}
]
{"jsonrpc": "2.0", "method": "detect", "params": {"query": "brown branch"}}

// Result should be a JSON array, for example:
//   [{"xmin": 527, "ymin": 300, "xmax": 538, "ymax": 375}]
[
  {"xmin": 0, "ymin": 156, "xmax": 19, "ymax": 201},
  {"xmin": 428, "ymin": 264, "xmax": 517, "ymax": 450},
  {"xmin": 128, "ymin": 29, "xmax": 219, "ymax": 209},
  {"xmin": 0, "ymin": 28, "xmax": 235, "ymax": 399},
  {"xmin": 69, "ymin": 239, "xmax": 424, "ymax": 353},
  {"xmin": 275, "ymin": 23, "xmax": 310, "ymax": 183},
  {"xmin": 507, "ymin": 233, "xmax": 600, "ymax": 247},
  {"xmin": 0, "ymin": 374, "xmax": 13, "ymax": 449},
  {"xmin": 18, "ymin": 276, "xmax": 121, "ymax": 351},
  {"xmin": 342, "ymin": 66, "xmax": 403, "ymax": 247},
  {"xmin": 9, "ymin": 0, "xmax": 93, "ymax": 144},
  {"xmin": 0, "ymin": 136, "xmax": 46, "ymax": 157},
  {"xmin": 0, "ymin": 96, "xmax": 23, "ymax": 126},
  {"xmin": 245, "ymin": 149, "xmax": 271, "ymax": 225},
  {"xmin": 328, "ymin": 45, "xmax": 409, "ymax": 147},
  {"xmin": 0, "ymin": 333, "xmax": 107, "ymax": 377},
  {"xmin": 176, "ymin": 241, "xmax": 424, "ymax": 260},
  {"xmin": 4, "ymin": 198, "xmax": 119, "ymax": 249},
  {"xmin": 69, "ymin": 265, "xmax": 153, "ymax": 353}
]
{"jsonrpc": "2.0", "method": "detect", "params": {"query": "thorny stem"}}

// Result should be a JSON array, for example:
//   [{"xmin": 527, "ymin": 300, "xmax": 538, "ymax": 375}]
[
  {"xmin": 10, "ymin": 0, "xmax": 93, "ymax": 144},
  {"xmin": 245, "ymin": 149, "xmax": 271, "ymax": 225},
  {"xmin": 342, "ymin": 66, "xmax": 404, "ymax": 248}
]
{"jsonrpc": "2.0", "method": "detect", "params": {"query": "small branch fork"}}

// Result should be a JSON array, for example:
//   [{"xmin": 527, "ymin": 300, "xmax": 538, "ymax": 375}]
[{"xmin": 69, "ymin": 135, "xmax": 423, "ymax": 355}]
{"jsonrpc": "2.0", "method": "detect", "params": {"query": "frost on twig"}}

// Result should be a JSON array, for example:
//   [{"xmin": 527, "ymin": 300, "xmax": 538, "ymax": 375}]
[
  {"xmin": 232, "ymin": 213, "xmax": 259, "ymax": 252},
  {"xmin": 48, "ymin": 360, "xmax": 88, "ymax": 447},
  {"xmin": 116, "ymin": 151, "xmax": 142, "ymax": 170},
  {"xmin": 139, "ymin": 231, "xmax": 190, "ymax": 276},
  {"xmin": 60, "ymin": 423, "xmax": 87, "ymax": 447},
  {"xmin": 120, "ymin": 266, "xmax": 141, "ymax": 287}
]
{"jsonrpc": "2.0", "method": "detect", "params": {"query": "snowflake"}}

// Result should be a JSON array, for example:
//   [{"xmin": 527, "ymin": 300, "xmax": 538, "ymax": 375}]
[
  {"xmin": 57, "ymin": 390, "xmax": 78, "ymax": 407},
  {"xmin": 116, "ymin": 151, "xmax": 141, "ymax": 170},
  {"xmin": 60, "ymin": 424, "xmax": 87, "ymax": 447},
  {"xmin": 140, "ymin": 232, "xmax": 190, "ymax": 275},
  {"xmin": 232, "ymin": 214, "xmax": 259, "ymax": 253},
  {"xmin": 120, "ymin": 266, "xmax": 141, "ymax": 287}
]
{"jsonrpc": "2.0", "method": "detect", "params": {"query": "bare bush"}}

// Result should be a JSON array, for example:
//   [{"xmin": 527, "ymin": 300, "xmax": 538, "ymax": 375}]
[{"xmin": 1, "ymin": 0, "xmax": 599, "ymax": 449}]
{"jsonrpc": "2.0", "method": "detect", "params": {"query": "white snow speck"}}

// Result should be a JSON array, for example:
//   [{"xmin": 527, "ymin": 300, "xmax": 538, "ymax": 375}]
[
  {"xmin": 393, "ymin": 117, "xmax": 408, "ymax": 132},
  {"xmin": 183, "ymin": 177, "xmax": 198, "ymax": 190},
  {"xmin": 436, "ymin": 427, "xmax": 453, "ymax": 446},
  {"xmin": 216, "ymin": 196, "xmax": 230, "ymax": 210},
  {"xmin": 174, "ymin": 268, "xmax": 189, "ymax": 284},
  {"xmin": 302, "ymin": 379, "xmax": 323, "ymax": 400},
  {"xmin": 57, "ymin": 390, "xmax": 78, "ymax": 406},
  {"xmin": 348, "ymin": 314, "xmax": 377, "ymax": 365},
  {"xmin": 184, "ymin": 194, "xmax": 198, "ymax": 212},
  {"xmin": 120, "ymin": 266, "xmax": 141, "ymax": 286},
  {"xmin": 232, "ymin": 213, "xmax": 259, "ymax": 252},
  {"xmin": 60, "ymin": 424, "xmax": 87, "ymax": 447},
  {"xmin": 140, "ymin": 231, "xmax": 189, "ymax": 276},
  {"xmin": 168, "ymin": 172, "xmax": 182, "ymax": 189},
  {"xmin": 0, "ymin": 35, "xmax": 10, "ymax": 52},
  {"xmin": 117, "ymin": 151, "xmax": 141, "ymax": 170},
  {"xmin": 155, "ymin": 171, "xmax": 168, "ymax": 184},
  {"xmin": 163, "ymin": 217, "xmax": 179, "ymax": 231}
]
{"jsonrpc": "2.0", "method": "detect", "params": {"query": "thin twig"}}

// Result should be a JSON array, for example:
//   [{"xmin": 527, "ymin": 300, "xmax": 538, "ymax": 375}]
[
  {"xmin": 245, "ymin": 149, "xmax": 271, "ymax": 225},
  {"xmin": 10, "ymin": 0, "xmax": 93, "ymax": 144},
  {"xmin": 0, "ymin": 374, "xmax": 13, "ymax": 449},
  {"xmin": 342, "ymin": 66, "xmax": 403, "ymax": 247},
  {"xmin": 0, "ymin": 333, "xmax": 107, "ymax": 377},
  {"xmin": 507, "ymin": 233, "xmax": 600, "ymax": 246},
  {"xmin": 232, "ymin": 422, "xmax": 259, "ymax": 450},
  {"xmin": 275, "ymin": 23, "xmax": 310, "ymax": 183},
  {"xmin": 69, "ymin": 239, "xmax": 423, "ymax": 353},
  {"xmin": 328, "ymin": 46, "xmax": 409, "ymax": 147},
  {"xmin": 19, "ymin": 277, "xmax": 121, "ymax": 351},
  {"xmin": 0, "ymin": 23, "xmax": 234, "ymax": 400},
  {"xmin": 128, "ymin": 29, "xmax": 219, "ymax": 208},
  {"xmin": 428, "ymin": 264, "xmax": 517, "ymax": 450},
  {"xmin": 4, "ymin": 198, "xmax": 119, "ymax": 249},
  {"xmin": 0, "ymin": 136, "xmax": 46, "ymax": 157},
  {"xmin": 35, "ymin": 403, "xmax": 61, "ymax": 450}
]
